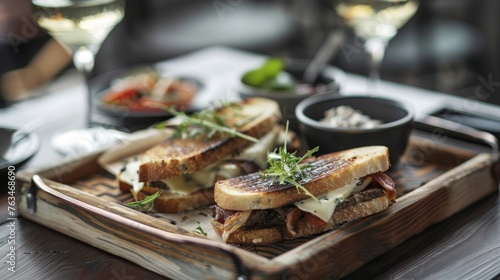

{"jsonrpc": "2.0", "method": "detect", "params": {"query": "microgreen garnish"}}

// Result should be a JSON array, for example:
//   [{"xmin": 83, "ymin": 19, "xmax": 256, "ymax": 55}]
[
  {"xmin": 260, "ymin": 123, "xmax": 319, "ymax": 201},
  {"xmin": 194, "ymin": 221, "xmax": 208, "ymax": 237},
  {"xmin": 159, "ymin": 102, "xmax": 258, "ymax": 143},
  {"xmin": 125, "ymin": 191, "xmax": 161, "ymax": 212}
]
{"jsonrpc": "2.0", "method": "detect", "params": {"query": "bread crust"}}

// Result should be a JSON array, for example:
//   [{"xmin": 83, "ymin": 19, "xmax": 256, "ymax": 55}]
[
  {"xmin": 212, "ymin": 195, "xmax": 392, "ymax": 244},
  {"xmin": 215, "ymin": 146, "xmax": 390, "ymax": 211},
  {"xmin": 139, "ymin": 98, "xmax": 281, "ymax": 182}
]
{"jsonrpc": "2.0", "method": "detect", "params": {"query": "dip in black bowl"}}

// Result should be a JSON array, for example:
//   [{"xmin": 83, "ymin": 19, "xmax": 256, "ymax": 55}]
[{"xmin": 296, "ymin": 95, "xmax": 414, "ymax": 165}]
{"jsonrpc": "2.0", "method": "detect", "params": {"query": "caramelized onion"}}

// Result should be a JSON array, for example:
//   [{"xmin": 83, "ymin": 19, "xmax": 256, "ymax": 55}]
[
  {"xmin": 285, "ymin": 208, "xmax": 301, "ymax": 236},
  {"xmin": 371, "ymin": 172, "xmax": 397, "ymax": 201},
  {"xmin": 222, "ymin": 211, "xmax": 252, "ymax": 242}
]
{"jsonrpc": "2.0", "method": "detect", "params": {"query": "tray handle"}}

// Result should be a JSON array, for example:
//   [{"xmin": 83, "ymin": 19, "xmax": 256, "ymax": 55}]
[
  {"xmin": 415, "ymin": 115, "xmax": 500, "ymax": 182},
  {"xmin": 28, "ymin": 175, "xmax": 250, "ymax": 280}
]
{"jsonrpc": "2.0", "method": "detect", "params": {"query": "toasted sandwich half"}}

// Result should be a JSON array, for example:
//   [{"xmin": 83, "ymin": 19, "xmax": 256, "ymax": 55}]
[
  {"xmin": 210, "ymin": 146, "xmax": 397, "ymax": 244},
  {"xmin": 118, "ymin": 98, "xmax": 291, "ymax": 212}
]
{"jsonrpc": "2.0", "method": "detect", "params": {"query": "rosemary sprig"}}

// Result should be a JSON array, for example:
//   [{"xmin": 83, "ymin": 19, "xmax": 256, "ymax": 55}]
[
  {"xmin": 125, "ymin": 191, "xmax": 161, "ymax": 212},
  {"xmin": 260, "ymin": 124, "xmax": 319, "ymax": 201},
  {"xmin": 163, "ymin": 104, "xmax": 258, "ymax": 143},
  {"xmin": 194, "ymin": 221, "xmax": 208, "ymax": 237}
]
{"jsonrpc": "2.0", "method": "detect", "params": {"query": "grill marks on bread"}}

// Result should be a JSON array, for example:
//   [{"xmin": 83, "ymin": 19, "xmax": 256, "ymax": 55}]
[{"xmin": 225, "ymin": 158, "xmax": 351, "ymax": 193}]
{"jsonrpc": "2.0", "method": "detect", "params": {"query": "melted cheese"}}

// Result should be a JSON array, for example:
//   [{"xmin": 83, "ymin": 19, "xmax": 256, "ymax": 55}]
[
  {"xmin": 161, "ymin": 168, "xmax": 216, "ymax": 194},
  {"xmin": 160, "ymin": 163, "xmax": 244, "ymax": 195},
  {"xmin": 235, "ymin": 126, "xmax": 279, "ymax": 169},
  {"xmin": 217, "ymin": 163, "xmax": 241, "ymax": 179},
  {"xmin": 294, "ymin": 177, "xmax": 372, "ymax": 222},
  {"xmin": 119, "ymin": 160, "xmax": 145, "ymax": 193}
]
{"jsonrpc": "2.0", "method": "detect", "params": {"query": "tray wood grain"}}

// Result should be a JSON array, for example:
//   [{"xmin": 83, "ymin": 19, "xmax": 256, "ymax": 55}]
[{"xmin": 16, "ymin": 135, "xmax": 499, "ymax": 279}]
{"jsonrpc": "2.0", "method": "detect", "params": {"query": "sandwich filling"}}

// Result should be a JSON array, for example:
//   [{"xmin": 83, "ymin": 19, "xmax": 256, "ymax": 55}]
[
  {"xmin": 294, "ymin": 176, "xmax": 372, "ymax": 222},
  {"xmin": 210, "ymin": 172, "xmax": 396, "ymax": 242}
]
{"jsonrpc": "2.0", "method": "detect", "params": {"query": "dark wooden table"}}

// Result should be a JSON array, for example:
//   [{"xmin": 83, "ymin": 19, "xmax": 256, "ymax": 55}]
[{"xmin": 1, "ymin": 47, "xmax": 500, "ymax": 280}]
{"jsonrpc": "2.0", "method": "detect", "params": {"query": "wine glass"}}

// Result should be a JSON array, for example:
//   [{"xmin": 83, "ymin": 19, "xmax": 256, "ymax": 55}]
[
  {"xmin": 32, "ymin": 0, "xmax": 126, "ymax": 156},
  {"xmin": 334, "ymin": 0, "xmax": 419, "ymax": 86}
]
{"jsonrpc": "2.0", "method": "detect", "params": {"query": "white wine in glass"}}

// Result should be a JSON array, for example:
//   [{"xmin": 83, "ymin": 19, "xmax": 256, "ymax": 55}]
[
  {"xmin": 32, "ymin": 0, "xmax": 126, "ymax": 155},
  {"xmin": 335, "ymin": 0, "xmax": 419, "ymax": 84}
]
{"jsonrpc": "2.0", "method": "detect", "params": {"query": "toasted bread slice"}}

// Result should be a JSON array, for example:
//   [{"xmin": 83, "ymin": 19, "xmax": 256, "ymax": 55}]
[
  {"xmin": 139, "ymin": 98, "xmax": 281, "ymax": 182},
  {"xmin": 214, "ymin": 146, "xmax": 390, "ymax": 211},
  {"xmin": 211, "ymin": 194, "xmax": 391, "ymax": 244}
]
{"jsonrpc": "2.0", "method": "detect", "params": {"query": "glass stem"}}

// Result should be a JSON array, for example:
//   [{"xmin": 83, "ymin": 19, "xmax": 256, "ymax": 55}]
[
  {"xmin": 364, "ymin": 38, "xmax": 388, "ymax": 88},
  {"xmin": 72, "ymin": 47, "xmax": 95, "ymax": 128}
]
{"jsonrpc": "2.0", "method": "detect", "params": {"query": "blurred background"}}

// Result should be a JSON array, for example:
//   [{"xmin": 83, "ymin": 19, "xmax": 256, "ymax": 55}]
[{"xmin": 1, "ymin": 0, "xmax": 499, "ymax": 106}]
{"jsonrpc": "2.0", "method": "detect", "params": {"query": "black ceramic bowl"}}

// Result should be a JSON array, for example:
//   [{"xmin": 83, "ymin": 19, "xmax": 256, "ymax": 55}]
[
  {"xmin": 236, "ymin": 59, "xmax": 345, "ymax": 133},
  {"xmin": 296, "ymin": 95, "xmax": 414, "ymax": 165}
]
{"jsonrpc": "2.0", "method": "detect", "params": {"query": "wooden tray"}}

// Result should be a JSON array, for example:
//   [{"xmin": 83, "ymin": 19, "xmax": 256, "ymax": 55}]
[{"xmin": 16, "ymin": 126, "xmax": 500, "ymax": 279}]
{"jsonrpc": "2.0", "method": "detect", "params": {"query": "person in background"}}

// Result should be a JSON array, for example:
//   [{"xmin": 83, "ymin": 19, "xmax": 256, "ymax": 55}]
[{"xmin": 0, "ymin": 0, "xmax": 71, "ymax": 106}]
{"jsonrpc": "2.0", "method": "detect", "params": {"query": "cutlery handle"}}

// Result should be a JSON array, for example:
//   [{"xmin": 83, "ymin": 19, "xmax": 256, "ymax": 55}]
[{"xmin": 303, "ymin": 29, "xmax": 346, "ymax": 84}]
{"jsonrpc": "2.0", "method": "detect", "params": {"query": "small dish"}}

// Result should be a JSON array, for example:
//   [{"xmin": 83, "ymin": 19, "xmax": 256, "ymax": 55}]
[
  {"xmin": 296, "ymin": 95, "xmax": 414, "ymax": 165},
  {"xmin": 93, "ymin": 65, "xmax": 204, "ymax": 120},
  {"xmin": 236, "ymin": 59, "xmax": 345, "ymax": 132}
]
